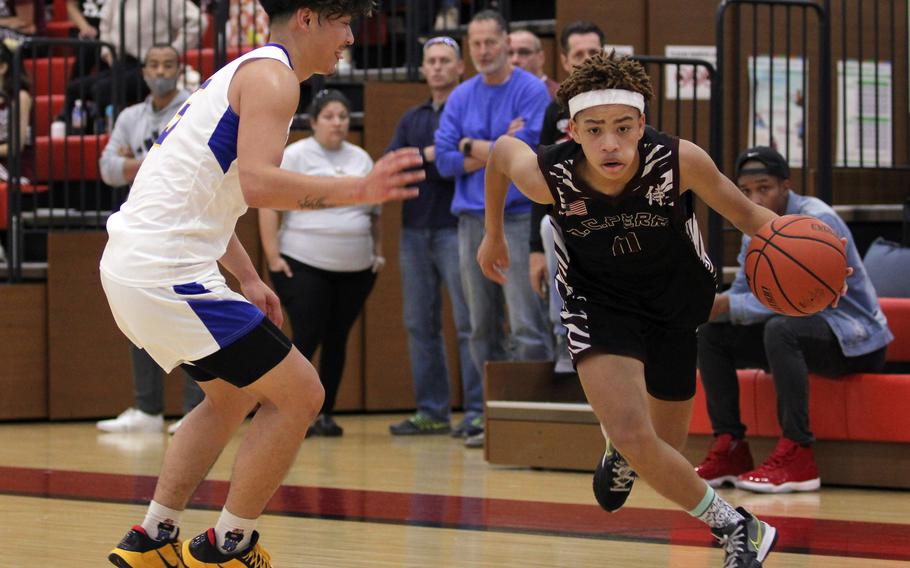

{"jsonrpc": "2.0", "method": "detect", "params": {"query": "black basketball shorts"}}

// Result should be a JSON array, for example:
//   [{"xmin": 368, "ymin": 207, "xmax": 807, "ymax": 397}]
[{"xmin": 562, "ymin": 299, "xmax": 697, "ymax": 401}]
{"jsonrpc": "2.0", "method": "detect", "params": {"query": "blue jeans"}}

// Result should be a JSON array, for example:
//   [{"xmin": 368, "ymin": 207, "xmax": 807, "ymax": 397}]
[
  {"xmin": 400, "ymin": 227, "xmax": 482, "ymax": 422},
  {"xmin": 458, "ymin": 213, "xmax": 552, "ymax": 374}
]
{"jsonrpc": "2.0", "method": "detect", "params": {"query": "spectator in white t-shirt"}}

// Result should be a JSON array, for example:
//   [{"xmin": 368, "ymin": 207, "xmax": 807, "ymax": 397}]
[{"xmin": 258, "ymin": 89, "xmax": 380, "ymax": 438}]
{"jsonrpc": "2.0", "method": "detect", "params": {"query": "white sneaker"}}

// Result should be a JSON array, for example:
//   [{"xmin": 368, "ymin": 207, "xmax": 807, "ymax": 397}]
[
  {"xmin": 167, "ymin": 417, "xmax": 185, "ymax": 435},
  {"xmin": 96, "ymin": 408, "xmax": 164, "ymax": 433}
]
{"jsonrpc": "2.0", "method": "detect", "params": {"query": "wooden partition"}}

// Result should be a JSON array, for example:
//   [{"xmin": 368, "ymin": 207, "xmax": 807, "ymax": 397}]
[
  {"xmin": 362, "ymin": 81, "xmax": 464, "ymax": 411},
  {"xmin": 47, "ymin": 211, "xmax": 264, "ymax": 420},
  {"xmin": 0, "ymin": 284, "xmax": 47, "ymax": 419}
]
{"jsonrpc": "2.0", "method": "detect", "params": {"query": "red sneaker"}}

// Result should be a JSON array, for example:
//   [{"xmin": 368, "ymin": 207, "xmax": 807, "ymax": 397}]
[
  {"xmin": 695, "ymin": 433, "xmax": 754, "ymax": 487},
  {"xmin": 736, "ymin": 437, "xmax": 821, "ymax": 493}
]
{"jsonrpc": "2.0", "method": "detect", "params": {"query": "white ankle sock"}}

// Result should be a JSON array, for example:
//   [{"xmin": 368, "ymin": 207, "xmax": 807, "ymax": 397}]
[
  {"xmin": 140, "ymin": 500, "xmax": 182, "ymax": 541},
  {"xmin": 690, "ymin": 485, "xmax": 744, "ymax": 529},
  {"xmin": 214, "ymin": 508, "xmax": 257, "ymax": 554}
]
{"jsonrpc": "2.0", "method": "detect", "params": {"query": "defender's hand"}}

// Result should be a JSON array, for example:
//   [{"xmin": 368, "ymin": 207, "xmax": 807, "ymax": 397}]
[
  {"xmin": 242, "ymin": 278, "xmax": 283, "ymax": 328},
  {"xmin": 361, "ymin": 148, "xmax": 424, "ymax": 204}
]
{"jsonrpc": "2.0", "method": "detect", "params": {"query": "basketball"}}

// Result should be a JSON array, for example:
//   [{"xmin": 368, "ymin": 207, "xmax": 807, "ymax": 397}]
[{"xmin": 744, "ymin": 215, "xmax": 847, "ymax": 316}]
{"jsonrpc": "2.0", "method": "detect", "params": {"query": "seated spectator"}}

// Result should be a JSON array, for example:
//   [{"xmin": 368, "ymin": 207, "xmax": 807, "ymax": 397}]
[
  {"xmin": 96, "ymin": 44, "xmax": 203, "ymax": 434},
  {"xmin": 695, "ymin": 146, "xmax": 893, "ymax": 493},
  {"xmin": 65, "ymin": 0, "xmax": 105, "ymax": 81},
  {"xmin": 0, "ymin": 0, "xmax": 43, "ymax": 42},
  {"xmin": 62, "ymin": 0, "xmax": 203, "ymax": 129},
  {"xmin": 0, "ymin": 39, "xmax": 33, "ymax": 183},
  {"xmin": 258, "ymin": 89, "xmax": 379, "ymax": 438},
  {"xmin": 508, "ymin": 29, "xmax": 559, "ymax": 99},
  {"xmin": 385, "ymin": 36, "xmax": 481, "ymax": 437}
]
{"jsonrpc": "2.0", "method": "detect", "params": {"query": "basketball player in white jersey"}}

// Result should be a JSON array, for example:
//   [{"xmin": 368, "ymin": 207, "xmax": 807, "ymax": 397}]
[{"xmin": 101, "ymin": 2, "xmax": 423, "ymax": 567}]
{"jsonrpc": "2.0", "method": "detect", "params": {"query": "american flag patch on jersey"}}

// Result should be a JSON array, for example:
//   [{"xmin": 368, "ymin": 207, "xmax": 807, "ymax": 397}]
[{"xmin": 565, "ymin": 200, "xmax": 588, "ymax": 216}]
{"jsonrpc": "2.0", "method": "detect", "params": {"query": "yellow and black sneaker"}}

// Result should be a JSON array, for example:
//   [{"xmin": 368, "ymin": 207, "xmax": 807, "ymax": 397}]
[
  {"xmin": 108, "ymin": 525, "xmax": 185, "ymax": 568},
  {"xmin": 183, "ymin": 528, "xmax": 272, "ymax": 568}
]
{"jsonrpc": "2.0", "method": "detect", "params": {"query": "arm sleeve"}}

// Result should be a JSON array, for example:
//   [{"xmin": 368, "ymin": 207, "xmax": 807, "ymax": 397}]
[
  {"xmin": 727, "ymin": 236, "xmax": 776, "ymax": 325},
  {"xmin": 434, "ymin": 92, "xmax": 466, "ymax": 178},
  {"xmin": 529, "ymin": 202, "xmax": 548, "ymax": 252},
  {"xmin": 99, "ymin": 111, "xmax": 133, "ymax": 187}
]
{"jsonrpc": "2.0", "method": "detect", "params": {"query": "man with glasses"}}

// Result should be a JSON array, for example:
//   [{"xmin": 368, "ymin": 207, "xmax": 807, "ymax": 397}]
[
  {"xmin": 435, "ymin": 9, "xmax": 552, "ymax": 448},
  {"xmin": 508, "ymin": 29, "xmax": 559, "ymax": 99},
  {"xmin": 386, "ymin": 36, "xmax": 482, "ymax": 437},
  {"xmin": 97, "ymin": 44, "xmax": 204, "ymax": 436}
]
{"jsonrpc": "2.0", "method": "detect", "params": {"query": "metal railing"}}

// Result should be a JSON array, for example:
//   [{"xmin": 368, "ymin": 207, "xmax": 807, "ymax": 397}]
[
  {"xmin": 633, "ymin": 56, "xmax": 726, "ymax": 270},
  {"xmin": 5, "ymin": 38, "xmax": 122, "ymax": 283},
  {"xmin": 716, "ymin": 0, "xmax": 832, "ymax": 201}
]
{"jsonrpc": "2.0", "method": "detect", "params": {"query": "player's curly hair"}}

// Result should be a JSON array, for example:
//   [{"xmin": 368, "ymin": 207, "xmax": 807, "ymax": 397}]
[
  {"xmin": 258, "ymin": 0, "xmax": 375, "ymax": 23},
  {"xmin": 556, "ymin": 51, "xmax": 653, "ymax": 114}
]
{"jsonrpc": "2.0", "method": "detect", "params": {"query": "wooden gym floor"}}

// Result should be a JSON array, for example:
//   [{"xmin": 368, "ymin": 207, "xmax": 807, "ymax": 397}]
[{"xmin": 1, "ymin": 414, "xmax": 909, "ymax": 567}]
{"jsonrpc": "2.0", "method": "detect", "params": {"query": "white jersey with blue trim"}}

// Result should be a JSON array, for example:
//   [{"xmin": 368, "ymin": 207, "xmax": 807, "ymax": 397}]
[{"xmin": 101, "ymin": 44, "xmax": 294, "ymax": 287}]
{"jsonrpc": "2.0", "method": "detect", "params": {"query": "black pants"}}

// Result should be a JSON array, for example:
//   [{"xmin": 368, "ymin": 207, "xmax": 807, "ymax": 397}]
[
  {"xmin": 63, "ymin": 57, "xmax": 147, "ymax": 129},
  {"xmin": 697, "ymin": 316, "xmax": 887, "ymax": 445},
  {"xmin": 271, "ymin": 256, "xmax": 376, "ymax": 415}
]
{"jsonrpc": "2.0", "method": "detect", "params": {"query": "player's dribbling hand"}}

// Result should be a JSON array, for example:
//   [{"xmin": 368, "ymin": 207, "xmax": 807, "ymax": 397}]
[
  {"xmin": 242, "ymin": 278, "xmax": 284, "ymax": 328},
  {"xmin": 477, "ymin": 233, "xmax": 510, "ymax": 285},
  {"xmin": 362, "ymin": 148, "xmax": 424, "ymax": 204}
]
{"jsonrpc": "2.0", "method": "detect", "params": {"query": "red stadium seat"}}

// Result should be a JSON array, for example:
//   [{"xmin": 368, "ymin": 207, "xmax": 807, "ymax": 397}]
[
  {"xmin": 183, "ymin": 47, "xmax": 246, "ymax": 80},
  {"xmin": 33, "ymin": 134, "xmax": 109, "ymax": 182},
  {"xmin": 33, "ymin": 94, "xmax": 66, "ymax": 138},
  {"xmin": 0, "ymin": 182, "xmax": 50, "ymax": 230},
  {"xmin": 24, "ymin": 57, "xmax": 75, "ymax": 97}
]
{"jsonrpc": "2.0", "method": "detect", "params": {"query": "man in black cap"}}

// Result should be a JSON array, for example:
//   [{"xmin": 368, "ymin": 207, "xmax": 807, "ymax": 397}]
[{"xmin": 693, "ymin": 146, "xmax": 892, "ymax": 494}]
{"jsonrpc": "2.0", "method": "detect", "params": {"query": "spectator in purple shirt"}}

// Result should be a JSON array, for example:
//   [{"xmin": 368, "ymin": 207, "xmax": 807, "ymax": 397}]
[{"xmin": 435, "ymin": 10, "xmax": 552, "ymax": 448}]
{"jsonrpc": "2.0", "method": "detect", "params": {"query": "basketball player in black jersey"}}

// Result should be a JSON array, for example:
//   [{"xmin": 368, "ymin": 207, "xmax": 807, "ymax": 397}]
[{"xmin": 476, "ymin": 53, "xmax": 796, "ymax": 567}]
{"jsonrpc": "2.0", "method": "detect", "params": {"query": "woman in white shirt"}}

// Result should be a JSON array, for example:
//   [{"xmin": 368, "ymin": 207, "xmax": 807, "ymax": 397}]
[{"xmin": 259, "ymin": 89, "xmax": 382, "ymax": 437}]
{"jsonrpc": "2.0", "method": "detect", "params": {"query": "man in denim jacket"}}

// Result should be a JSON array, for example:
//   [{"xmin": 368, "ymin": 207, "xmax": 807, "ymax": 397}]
[{"xmin": 694, "ymin": 146, "xmax": 893, "ymax": 493}]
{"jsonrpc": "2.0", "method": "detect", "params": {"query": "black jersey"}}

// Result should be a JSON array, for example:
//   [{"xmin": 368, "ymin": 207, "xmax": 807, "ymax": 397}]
[{"xmin": 537, "ymin": 127, "xmax": 717, "ymax": 328}]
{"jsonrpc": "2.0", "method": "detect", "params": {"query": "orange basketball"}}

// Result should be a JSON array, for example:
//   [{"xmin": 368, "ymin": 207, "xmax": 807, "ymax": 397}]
[{"xmin": 744, "ymin": 215, "xmax": 847, "ymax": 316}]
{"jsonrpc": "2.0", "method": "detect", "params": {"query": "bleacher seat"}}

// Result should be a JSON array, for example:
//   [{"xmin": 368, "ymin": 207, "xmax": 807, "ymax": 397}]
[
  {"xmin": 0, "ymin": 182, "xmax": 50, "ymax": 230},
  {"xmin": 690, "ymin": 297, "xmax": 910, "ymax": 444},
  {"xmin": 34, "ymin": 95, "xmax": 66, "ymax": 138},
  {"xmin": 183, "ymin": 47, "xmax": 247, "ymax": 80},
  {"xmin": 25, "ymin": 57, "xmax": 75, "ymax": 97},
  {"xmin": 33, "ymin": 134, "xmax": 109, "ymax": 182}
]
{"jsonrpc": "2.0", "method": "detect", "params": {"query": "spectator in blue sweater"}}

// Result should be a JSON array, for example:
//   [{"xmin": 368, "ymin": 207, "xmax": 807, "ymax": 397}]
[{"xmin": 435, "ymin": 9, "xmax": 552, "ymax": 447}]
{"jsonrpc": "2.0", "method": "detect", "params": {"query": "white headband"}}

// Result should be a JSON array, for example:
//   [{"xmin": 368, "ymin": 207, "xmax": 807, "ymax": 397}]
[{"xmin": 568, "ymin": 89, "xmax": 646, "ymax": 118}]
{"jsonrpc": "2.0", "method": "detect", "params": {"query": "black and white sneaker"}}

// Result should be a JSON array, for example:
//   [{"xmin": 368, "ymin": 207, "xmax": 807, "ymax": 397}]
[
  {"xmin": 592, "ymin": 442, "xmax": 637, "ymax": 512},
  {"xmin": 711, "ymin": 507, "xmax": 777, "ymax": 568}
]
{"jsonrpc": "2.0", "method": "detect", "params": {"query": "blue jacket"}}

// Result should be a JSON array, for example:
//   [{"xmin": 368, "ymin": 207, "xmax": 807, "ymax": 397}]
[
  {"xmin": 434, "ymin": 67, "xmax": 550, "ymax": 216},
  {"xmin": 726, "ymin": 192, "xmax": 893, "ymax": 357}
]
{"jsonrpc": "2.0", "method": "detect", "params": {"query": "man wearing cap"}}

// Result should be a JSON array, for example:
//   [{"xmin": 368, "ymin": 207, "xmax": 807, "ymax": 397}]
[
  {"xmin": 694, "ymin": 146, "xmax": 892, "ymax": 494},
  {"xmin": 384, "ymin": 36, "xmax": 482, "ymax": 438}
]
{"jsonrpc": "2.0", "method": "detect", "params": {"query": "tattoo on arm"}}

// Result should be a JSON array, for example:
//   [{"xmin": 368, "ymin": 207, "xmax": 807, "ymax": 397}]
[{"xmin": 297, "ymin": 196, "xmax": 329, "ymax": 210}]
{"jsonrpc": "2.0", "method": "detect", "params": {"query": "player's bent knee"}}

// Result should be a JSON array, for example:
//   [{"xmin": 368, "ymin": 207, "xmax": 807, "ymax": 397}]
[{"xmin": 607, "ymin": 425, "xmax": 659, "ymax": 461}]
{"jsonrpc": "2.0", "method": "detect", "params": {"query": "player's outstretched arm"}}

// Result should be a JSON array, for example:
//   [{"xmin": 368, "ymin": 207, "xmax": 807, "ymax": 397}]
[
  {"xmin": 476, "ymin": 136, "xmax": 552, "ymax": 285},
  {"xmin": 232, "ymin": 59, "xmax": 424, "ymax": 210},
  {"xmin": 679, "ymin": 139, "xmax": 776, "ymax": 237}
]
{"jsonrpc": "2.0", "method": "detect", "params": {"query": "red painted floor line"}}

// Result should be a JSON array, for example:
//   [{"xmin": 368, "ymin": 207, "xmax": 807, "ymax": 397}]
[{"xmin": 2, "ymin": 465, "xmax": 909, "ymax": 561}]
